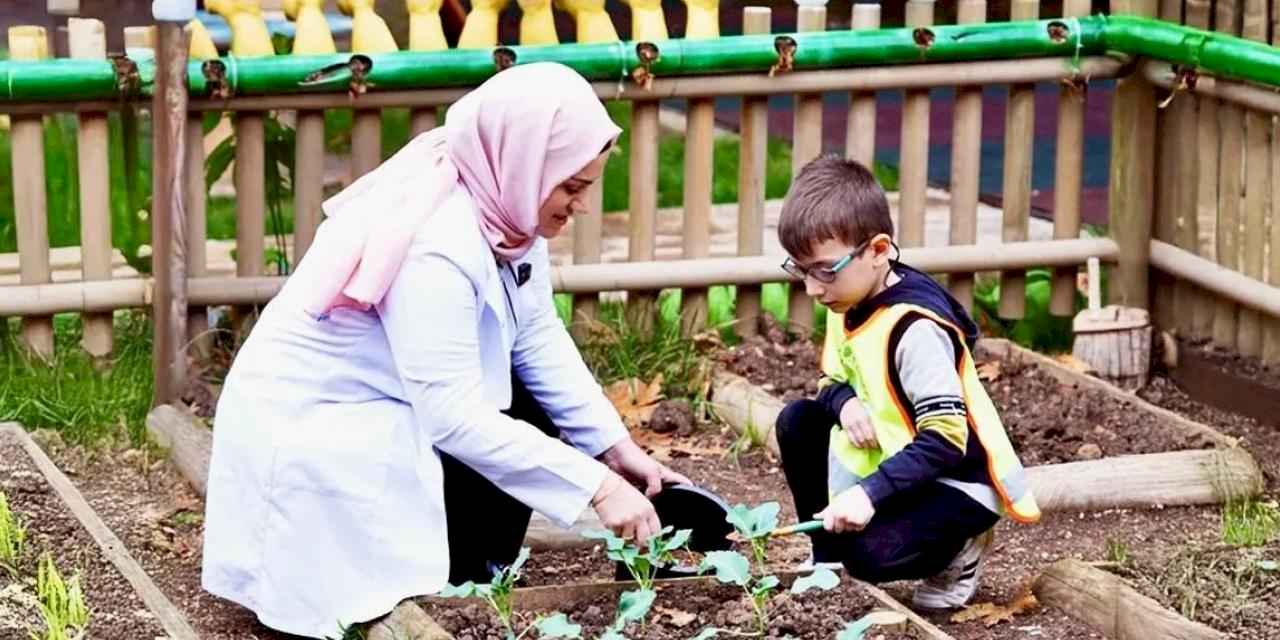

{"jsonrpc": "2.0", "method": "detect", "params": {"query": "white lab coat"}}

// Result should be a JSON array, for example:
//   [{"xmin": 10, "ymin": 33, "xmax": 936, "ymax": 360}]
[{"xmin": 201, "ymin": 184, "xmax": 628, "ymax": 639}]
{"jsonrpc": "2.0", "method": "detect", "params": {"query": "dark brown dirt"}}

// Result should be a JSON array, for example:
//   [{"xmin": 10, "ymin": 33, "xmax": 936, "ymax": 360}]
[
  {"xmin": 649, "ymin": 399, "xmax": 696, "ymax": 435},
  {"xmin": 1177, "ymin": 338, "xmax": 1280, "ymax": 392},
  {"xmin": 714, "ymin": 316, "xmax": 820, "ymax": 403},
  {"xmin": 421, "ymin": 576, "xmax": 915, "ymax": 640},
  {"xmin": 0, "ymin": 430, "xmax": 168, "ymax": 640}
]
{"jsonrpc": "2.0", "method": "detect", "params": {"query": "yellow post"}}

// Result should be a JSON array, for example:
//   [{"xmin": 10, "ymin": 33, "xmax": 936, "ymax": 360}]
[
  {"xmin": 518, "ymin": 0, "xmax": 559, "ymax": 45},
  {"xmin": 283, "ymin": 0, "xmax": 338, "ymax": 54},
  {"xmin": 186, "ymin": 17, "xmax": 220, "ymax": 59},
  {"xmin": 407, "ymin": 0, "xmax": 448, "ymax": 51},
  {"xmin": 621, "ymin": 0, "xmax": 667, "ymax": 40},
  {"xmin": 683, "ymin": 0, "xmax": 718, "ymax": 38},
  {"xmin": 205, "ymin": 0, "xmax": 276, "ymax": 57},
  {"xmin": 556, "ymin": 0, "xmax": 619, "ymax": 43},
  {"xmin": 458, "ymin": 0, "xmax": 510, "ymax": 47},
  {"xmin": 338, "ymin": 0, "xmax": 400, "ymax": 53}
]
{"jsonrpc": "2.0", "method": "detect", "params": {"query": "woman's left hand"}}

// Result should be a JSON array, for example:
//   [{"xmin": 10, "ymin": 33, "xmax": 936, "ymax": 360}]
[{"xmin": 599, "ymin": 439, "xmax": 692, "ymax": 497}]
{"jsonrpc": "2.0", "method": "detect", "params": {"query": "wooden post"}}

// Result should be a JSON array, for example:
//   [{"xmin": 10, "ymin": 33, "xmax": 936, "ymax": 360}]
[
  {"xmin": 998, "ymin": 0, "xmax": 1038, "ymax": 318},
  {"xmin": 899, "ymin": 0, "xmax": 933, "ymax": 255},
  {"xmin": 1237, "ymin": 0, "xmax": 1268, "ymax": 357},
  {"xmin": 1050, "ymin": 1, "xmax": 1091, "ymax": 317},
  {"xmin": 570, "ymin": 174, "xmax": 604, "ymax": 341},
  {"xmin": 352, "ymin": 109, "xmax": 382, "ymax": 179},
  {"xmin": 409, "ymin": 108, "xmax": 438, "ymax": 138},
  {"xmin": 8, "ymin": 26, "xmax": 54, "ymax": 361},
  {"xmin": 293, "ymin": 110, "xmax": 326, "ymax": 262},
  {"xmin": 627, "ymin": 101, "xmax": 660, "ymax": 333},
  {"xmin": 151, "ymin": 20, "xmax": 190, "ymax": 407},
  {"xmin": 736, "ymin": 7, "xmax": 771, "ymax": 339},
  {"xmin": 1267, "ymin": 7, "xmax": 1280, "ymax": 365},
  {"xmin": 788, "ymin": 3, "xmax": 826, "ymax": 338},
  {"xmin": 1150, "ymin": 0, "xmax": 1182, "ymax": 331},
  {"xmin": 948, "ymin": 0, "xmax": 984, "ymax": 313},
  {"xmin": 1213, "ymin": 0, "xmax": 1242, "ymax": 347},
  {"xmin": 184, "ymin": 23, "xmax": 217, "ymax": 358},
  {"xmin": 234, "ymin": 112, "xmax": 266, "ymax": 331},
  {"xmin": 1188, "ymin": 0, "xmax": 1217, "ymax": 339},
  {"xmin": 68, "ymin": 18, "xmax": 114, "ymax": 360},
  {"xmin": 681, "ymin": 96, "xmax": 715, "ymax": 335},
  {"xmin": 1108, "ymin": 0, "xmax": 1158, "ymax": 309}
]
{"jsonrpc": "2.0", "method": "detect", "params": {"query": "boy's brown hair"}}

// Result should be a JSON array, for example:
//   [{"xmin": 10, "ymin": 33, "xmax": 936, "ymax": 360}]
[{"xmin": 777, "ymin": 154, "xmax": 893, "ymax": 260}]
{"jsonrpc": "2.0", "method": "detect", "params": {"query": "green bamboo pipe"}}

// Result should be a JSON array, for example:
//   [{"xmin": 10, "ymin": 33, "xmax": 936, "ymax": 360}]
[{"xmin": 1, "ymin": 15, "xmax": 1280, "ymax": 102}]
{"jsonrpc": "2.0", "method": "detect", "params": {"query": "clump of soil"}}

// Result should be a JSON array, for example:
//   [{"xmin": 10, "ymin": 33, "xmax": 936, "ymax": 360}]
[
  {"xmin": 1114, "ymin": 540, "xmax": 1280, "ymax": 640},
  {"xmin": 715, "ymin": 316, "xmax": 820, "ymax": 403},
  {"xmin": 0, "ymin": 431, "xmax": 169, "ymax": 640},
  {"xmin": 649, "ymin": 400, "xmax": 696, "ymax": 435},
  {"xmin": 421, "ymin": 577, "xmax": 915, "ymax": 640}
]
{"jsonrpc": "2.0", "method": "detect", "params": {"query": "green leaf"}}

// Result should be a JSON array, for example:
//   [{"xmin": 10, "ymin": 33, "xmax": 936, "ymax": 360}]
[
  {"xmin": 597, "ymin": 631, "xmax": 627, "ymax": 640},
  {"xmin": 510, "ymin": 547, "xmax": 532, "ymax": 573},
  {"xmin": 1258, "ymin": 559, "xmax": 1279, "ymax": 571},
  {"xmin": 204, "ymin": 136, "xmax": 236, "ymax": 190},
  {"xmin": 664, "ymin": 528, "xmax": 692, "ymax": 552},
  {"xmin": 790, "ymin": 567, "xmax": 840, "ymax": 594},
  {"xmin": 615, "ymin": 589, "xmax": 656, "ymax": 628},
  {"xmin": 690, "ymin": 628, "xmax": 720, "ymax": 640},
  {"xmin": 535, "ymin": 613, "xmax": 582, "ymax": 638},
  {"xmin": 438, "ymin": 581, "xmax": 479, "ymax": 598},
  {"xmin": 699, "ymin": 551, "xmax": 751, "ymax": 586},
  {"xmin": 726, "ymin": 502, "xmax": 780, "ymax": 538},
  {"xmin": 751, "ymin": 575, "xmax": 780, "ymax": 597},
  {"xmin": 836, "ymin": 618, "xmax": 873, "ymax": 640},
  {"xmin": 583, "ymin": 528, "xmax": 627, "ymax": 551}
]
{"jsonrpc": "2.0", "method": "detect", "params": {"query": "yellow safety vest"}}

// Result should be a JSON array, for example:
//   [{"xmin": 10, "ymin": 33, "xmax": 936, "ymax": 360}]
[{"xmin": 822, "ymin": 303, "xmax": 1041, "ymax": 524}]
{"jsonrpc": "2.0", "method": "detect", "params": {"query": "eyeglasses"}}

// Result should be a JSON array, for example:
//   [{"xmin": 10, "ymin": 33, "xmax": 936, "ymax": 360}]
[{"xmin": 780, "ymin": 238, "xmax": 872, "ymax": 284}]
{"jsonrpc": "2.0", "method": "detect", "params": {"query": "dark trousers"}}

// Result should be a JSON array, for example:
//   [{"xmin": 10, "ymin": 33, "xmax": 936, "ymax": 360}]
[
  {"xmin": 776, "ymin": 399, "xmax": 1000, "ymax": 583},
  {"xmin": 441, "ymin": 374, "xmax": 561, "ymax": 585}
]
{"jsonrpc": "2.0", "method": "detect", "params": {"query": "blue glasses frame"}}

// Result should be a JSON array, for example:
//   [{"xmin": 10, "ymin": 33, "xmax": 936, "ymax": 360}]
[{"xmin": 780, "ymin": 238, "xmax": 872, "ymax": 284}]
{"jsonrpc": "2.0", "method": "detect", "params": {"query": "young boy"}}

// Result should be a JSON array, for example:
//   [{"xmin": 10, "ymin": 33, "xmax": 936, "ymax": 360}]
[{"xmin": 773, "ymin": 154, "xmax": 1039, "ymax": 610}]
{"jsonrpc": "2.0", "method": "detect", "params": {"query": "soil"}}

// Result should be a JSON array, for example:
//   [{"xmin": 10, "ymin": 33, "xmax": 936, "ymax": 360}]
[
  {"xmin": 1176, "ymin": 337, "xmax": 1280, "ymax": 392},
  {"xmin": 420, "ymin": 576, "xmax": 915, "ymax": 640},
  {"xmin": 714, "ymin": 316, "xmax": 820, "ymax": 403},
  {"xmin": 0, "ymin": 430, "xmax": 168, "ymax": 640}
]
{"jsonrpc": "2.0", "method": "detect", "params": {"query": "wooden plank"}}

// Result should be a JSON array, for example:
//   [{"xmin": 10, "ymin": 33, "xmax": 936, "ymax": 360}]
[
  {"xmin": 681, "ymin": 97, "xmax": 715, "ymax": 335},
  {"xmin": 8, "ymin": 26, "xmax": 54, "ymax": 361},
  {"xmin": 1214, "ymin": 0, "xmax": 1243, "ymax": 347},
  {"xmin": 0, "ymin": 424, "xmax": 200, "ymax": 640},
  {"xmin": 410, "ymin": 107, "xmax": 438, "ymax": 138},
  {"xmin": 293, "ymin": 110, "xmax": 326, "ymax": 262},
  {"xmin": 1167, "ymin": 338, "xmax": 1280, "ymax": 427},
  {"xmin": 569, "ymin": 177, "xmax": 603, "ymax": 342},
  {"xmin": 736, "ymin": 7, "xmax": 771, "ymax": 339},
  {"xmin": 948, "ymin": 0, "xmax": 984, "ymax": 314},
  {"xmin": 627, "ymin": 101, "xmax": 660, "ymax": 332},
  {"xmin": 1237, "ymin": 0, "xmax": 1269, "ymax": 356},
  {"xmin": 184, "ymin": 114, "xmax": 209, "ymax": 355},
  {"xmin": 858, "ymin": 581, "xmax": 956, "ymax": 640},
  {"xmin": 1151, "ymin": 0, "xmax": 1183, "ymax": 331},
  {"xmin": 899, "ymin": 0, "xmax": 934, "ymax": 252},
  {"xmin": 1187, "ymin": 0, "xmax": 1218, "ymax": 339},
  {"xmin": 145, "ymin": 404, "xmax": 212, "ymax": 497},
  {"xmin": 1268, "ymin": 8, "xmax": 1280, "ymax": 365},
  {"xmin": 352, "ymin": 108, "xmax": 382, "ymax": 179},
  {"xmin": 788, "ymin": 5, "xmax": 826, "ymax": 337},
  {"xmin": 1034, "ymin": 559, "xmax": 1227, "ymax": 640},
  {"xmin": 998, "ymin": 0, "xmax": 1039, "ymax": 318},
  {"xmin": 1108, "ymin": 0, "xmax": 1158, "ymax": 309},
  {"xmin": 69, "ymin": 17, "xmax": 114, "ymax": 359},
  {"xmin": 151, "ymin": 21, "xmax": 190, "ymax": 407}
]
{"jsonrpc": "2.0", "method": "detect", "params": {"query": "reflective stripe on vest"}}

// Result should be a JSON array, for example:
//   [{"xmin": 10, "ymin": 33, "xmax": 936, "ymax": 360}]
[{"xmin": 824, "ymin": 303, "xmax": 1041, "ymax": 524}]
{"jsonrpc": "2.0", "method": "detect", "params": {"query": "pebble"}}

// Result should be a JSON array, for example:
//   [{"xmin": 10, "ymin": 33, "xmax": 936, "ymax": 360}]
[{"xmin": 1076, "ymin": 443, "xmax": 1103, "ymax": 460}]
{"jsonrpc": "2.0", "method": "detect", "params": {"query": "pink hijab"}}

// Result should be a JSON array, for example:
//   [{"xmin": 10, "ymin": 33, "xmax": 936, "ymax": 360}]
[{"xmin": 296, "ymin": 62, "xmax": 621, "ymax": 317}]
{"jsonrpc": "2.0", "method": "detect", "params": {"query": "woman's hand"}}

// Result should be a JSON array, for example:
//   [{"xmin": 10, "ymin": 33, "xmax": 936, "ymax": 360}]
[
  {"xmin": 598, "ymin": 438, "xmax": 692, "ymax": 497},
  {"xmin": 840, "ymin": 398, "xmax": 878, "ymax": 449},
  {"xmin": 591, "ymin": 471, "xmax": 662, "ymax": 547}
]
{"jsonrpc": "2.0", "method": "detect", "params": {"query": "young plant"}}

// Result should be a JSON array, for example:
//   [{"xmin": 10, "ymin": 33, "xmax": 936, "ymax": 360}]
[
  {"xmin": 0, "ymin": 491, "xmax": 26, "ymax": 578},
  {"xmin": 30, "ymin": 551, "xmax": 90, "ymax": 640},
  {"xmin": 725, "ymin": 502, "xmax": 780, "ymax": 570},
  {"xmin": 438, "ymin": 547, "xmax": 585, "ymax": 640},
  {"xmin": 583, "ymin": 525, "xmax": 692, "ymax": 591},
  {"xmin": 695, "ymin": 550, "xmax": 839, "ymax": 637}
]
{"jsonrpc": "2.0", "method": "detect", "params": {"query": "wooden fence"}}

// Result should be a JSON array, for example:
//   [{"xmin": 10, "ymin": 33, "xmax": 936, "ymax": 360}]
[{"xmin": 0, "ymin": 0, "xmax": 1278, "ymax": 408}]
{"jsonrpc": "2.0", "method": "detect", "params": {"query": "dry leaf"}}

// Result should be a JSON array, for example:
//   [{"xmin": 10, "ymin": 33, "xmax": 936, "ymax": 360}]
[
  {"xmin": 1053, "ymin": 354, "xmax": 1093, "ymax": 374},
  {"xmin": 950, "ymin": 592, "xmax": 1039, "ymax": 627},
  {"xmin": 655, "ymin": 606, "xmax": 697, "ymax": 628},
  {"xmin": 976, "ymin": 360, "xmax": 1002, "ymax": 382},
  {"xmin": 605, "ymin": 374, "xmax": 665, "ymax": 429}
]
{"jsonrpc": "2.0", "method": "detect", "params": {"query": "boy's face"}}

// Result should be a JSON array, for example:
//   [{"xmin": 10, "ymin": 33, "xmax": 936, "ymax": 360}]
[{"xmin": 787, "ymin": 234, "xmax": 892, "ymax": 314}]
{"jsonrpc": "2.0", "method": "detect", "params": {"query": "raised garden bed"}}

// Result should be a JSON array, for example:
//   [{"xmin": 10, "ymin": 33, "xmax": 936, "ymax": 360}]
[{"xmin": 0, "ymin": 424, "xmax": 195, "ymax": 640}]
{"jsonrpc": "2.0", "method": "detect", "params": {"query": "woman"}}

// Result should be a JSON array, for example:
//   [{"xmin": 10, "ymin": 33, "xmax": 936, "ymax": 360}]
[{"xmin": 201, "ymin": 62, "xmax": 688, "ymax": 639}]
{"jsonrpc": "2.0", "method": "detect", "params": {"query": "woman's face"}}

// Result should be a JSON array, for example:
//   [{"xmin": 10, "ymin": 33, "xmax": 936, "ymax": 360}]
[{"xmin": 536, "ymin": 150, "xmax": 610, "ymax": 238}]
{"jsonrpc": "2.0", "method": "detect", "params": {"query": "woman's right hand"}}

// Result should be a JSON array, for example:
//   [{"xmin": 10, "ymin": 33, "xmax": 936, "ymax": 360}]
[{"xmin": 591, "ymin": 471, "xmax": 661, "ymax": 548}]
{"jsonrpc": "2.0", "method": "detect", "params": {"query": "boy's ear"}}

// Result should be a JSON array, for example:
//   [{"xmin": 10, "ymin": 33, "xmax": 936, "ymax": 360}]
[{"xmin": 870, "ymin": 233, "xmax": 893, "ymax": 261}]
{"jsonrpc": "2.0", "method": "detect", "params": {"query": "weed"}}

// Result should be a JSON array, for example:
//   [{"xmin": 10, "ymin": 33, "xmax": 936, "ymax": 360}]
[
  {"xmin": 1222, "ymin": 499, "xmax": 1280, "ymax": 547},
  {"xmin": 1104, "ymin": 537, "xmax": 1129, "ymax": 564},
  {"xmin": 574, "ymin": 302, "xmax": 715, "ymax": 408},
  {"xmin": 30, "ymin": 552, "xmax": 89, "ymax": 640},
  {"xmin": 0, "ymin": 491, "xmax": 26, "ymax": 578}
]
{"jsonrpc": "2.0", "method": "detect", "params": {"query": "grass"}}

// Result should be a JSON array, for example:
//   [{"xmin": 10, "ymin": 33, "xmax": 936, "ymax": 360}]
[
  {"xmin": 0, "ymin": 313, "xmax": 154, "ymax": 446},
  {"xmin": 1222, "ymin": 499, "xmax": 1280, "ymax": 547}
]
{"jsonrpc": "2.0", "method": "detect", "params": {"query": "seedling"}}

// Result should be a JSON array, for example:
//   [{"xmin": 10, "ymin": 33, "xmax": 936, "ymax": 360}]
[
  {"xmin": 582, "ymin": 526, "xmax": 693, "ymax": 591},
  {"xmin": 724, "ymin": 502, "xmax": 781, "ymax": 570},
  {"xmin": 438, "ymin": 547, "xmax": 559, "ymax": 640},
  {"xmin": 30, "ymin": 551, "xmax": 90, "ymax": 640},
  {"xmin": 695, "ymin": 550, "xmax": 839, "ymax": 637},
  {"xmin": 0, "ymin": 491, "xmax": 26, "ymax": 578}
]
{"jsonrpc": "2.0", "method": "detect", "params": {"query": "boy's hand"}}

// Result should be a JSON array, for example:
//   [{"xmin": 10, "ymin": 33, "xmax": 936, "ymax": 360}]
[
  {"xmin": 839, "ymin": 398, "xmax": 878, "ymax": 449},
  {"xmin": 816, "ymin": 485, "xmax": 876, "ymax": 533}
]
